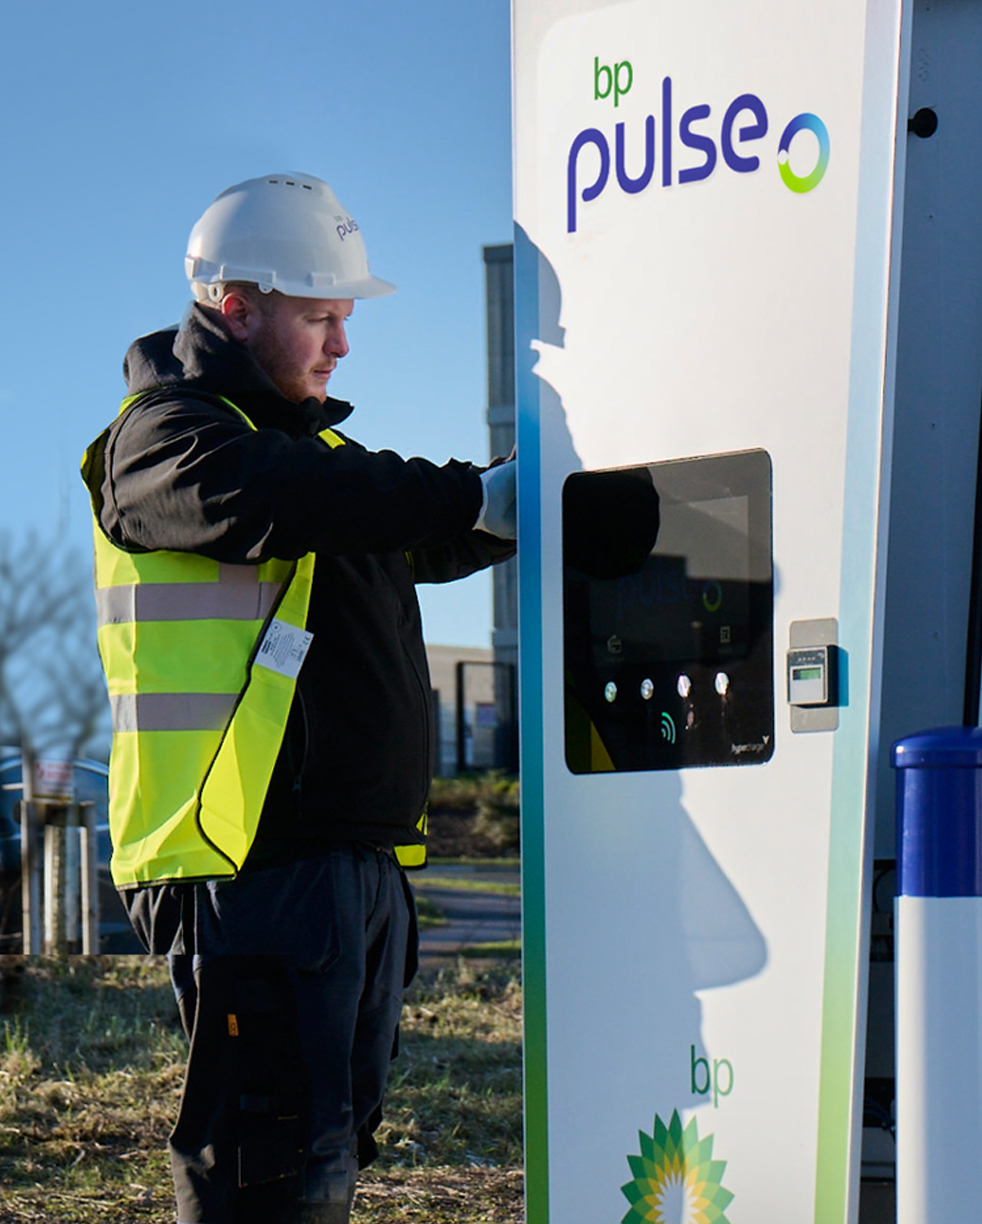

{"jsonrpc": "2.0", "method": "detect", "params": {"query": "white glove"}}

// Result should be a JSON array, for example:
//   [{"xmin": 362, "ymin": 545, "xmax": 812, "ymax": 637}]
[{"xmin": 475, "ymin": 461, "xmax": 517, "ymax": 539}]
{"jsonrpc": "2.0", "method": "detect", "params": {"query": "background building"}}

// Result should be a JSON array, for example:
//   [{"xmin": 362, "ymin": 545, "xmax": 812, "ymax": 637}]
[
  {"xmin": 425, "ymin": 244, "xmax": 518, "ymax": 777},
  {"xmin": 484, "ymin": 243, "xmax": 518, "ymax": 772}
]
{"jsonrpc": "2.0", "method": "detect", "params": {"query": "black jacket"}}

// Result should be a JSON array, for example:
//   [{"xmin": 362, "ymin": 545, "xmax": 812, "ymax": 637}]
[{"xmin": 85, "ymin": 305, "xmax": 513, "ymax": 865}]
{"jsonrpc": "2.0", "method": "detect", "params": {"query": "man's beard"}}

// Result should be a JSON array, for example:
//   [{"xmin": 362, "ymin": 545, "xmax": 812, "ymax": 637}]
[{"xmin": 249, "ymin": 321, "xmax": 324, "ymax": 404}]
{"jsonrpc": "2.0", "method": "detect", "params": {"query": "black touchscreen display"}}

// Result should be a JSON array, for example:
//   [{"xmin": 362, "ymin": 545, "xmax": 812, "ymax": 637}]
[{"xmin": 564, "ymin": 449, "xmax": 773, "ymax": 773}]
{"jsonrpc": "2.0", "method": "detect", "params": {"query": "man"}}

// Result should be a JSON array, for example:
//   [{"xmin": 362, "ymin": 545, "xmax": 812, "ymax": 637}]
[{"xmin": 81, "ymin": 172, "xmax": 516, "ymax": 1224}]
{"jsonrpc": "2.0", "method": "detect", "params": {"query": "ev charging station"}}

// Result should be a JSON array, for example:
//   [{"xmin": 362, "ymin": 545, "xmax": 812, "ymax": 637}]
[{"xmin": 512, "ymin": 0, "xmax": 982, "ymax": 1221}]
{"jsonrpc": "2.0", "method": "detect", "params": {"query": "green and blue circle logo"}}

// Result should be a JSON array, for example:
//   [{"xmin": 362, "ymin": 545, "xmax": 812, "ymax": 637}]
[
  {"xmin": 621, "ymin": 1110, "xmax": 734, "ymax": 1224},
  {"xmin": 777, "ymin": 113, "xmax": 830, "ymax": 193},
  {"xmin": 701, "ymin": 581, "xmax": 723, "ymax": 614}
]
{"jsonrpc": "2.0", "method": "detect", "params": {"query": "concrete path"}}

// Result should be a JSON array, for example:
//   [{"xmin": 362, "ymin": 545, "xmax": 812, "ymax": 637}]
[{"xmin": 413, "ymin": 862, "xmax": 521, "ymax": 961}]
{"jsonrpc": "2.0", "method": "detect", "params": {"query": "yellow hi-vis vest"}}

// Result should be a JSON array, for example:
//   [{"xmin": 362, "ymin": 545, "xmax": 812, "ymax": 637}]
[{"xmin": 83, "ymin": 393, "xmax": 426, "ymax": 887}]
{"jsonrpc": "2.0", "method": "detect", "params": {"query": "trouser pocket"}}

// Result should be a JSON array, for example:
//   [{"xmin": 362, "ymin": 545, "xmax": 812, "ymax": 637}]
[
  {"xmin": 231, "ymin": 960, "xmax": 307, "ymax": 1188},
  {"xmin": 171, "ymin": 955, "xmax": 310, "ymax": 1222}
]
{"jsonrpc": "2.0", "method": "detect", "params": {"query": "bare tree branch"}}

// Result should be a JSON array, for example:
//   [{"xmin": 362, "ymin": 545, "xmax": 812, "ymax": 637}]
[{"xmin": 0, "ymin": 532, "xmax": 110, "ymax": 762}]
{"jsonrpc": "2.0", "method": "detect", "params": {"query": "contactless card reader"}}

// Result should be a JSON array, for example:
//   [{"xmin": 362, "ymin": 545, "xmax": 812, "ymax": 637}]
[
  {"xmin": 787, "ymin": 618, "xmax": 841, "ymax": 732},
  {"xmin": 788, "ymin": 647, "xmax": 830, "ymax": 706}
]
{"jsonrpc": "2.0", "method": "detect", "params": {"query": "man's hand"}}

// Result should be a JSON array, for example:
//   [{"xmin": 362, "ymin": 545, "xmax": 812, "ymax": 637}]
[{"xmin": 475, "ymin": 460, "xmax": 517, "ymax": 539}]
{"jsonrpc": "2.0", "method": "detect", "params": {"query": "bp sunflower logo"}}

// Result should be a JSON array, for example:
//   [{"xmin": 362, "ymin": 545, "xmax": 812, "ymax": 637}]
[{"xmin": 621, "ymin": 1109, "xmax": 734, "ymax": 1223}]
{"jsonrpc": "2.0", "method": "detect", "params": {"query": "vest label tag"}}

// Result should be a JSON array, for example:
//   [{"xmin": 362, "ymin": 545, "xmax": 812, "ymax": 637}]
[{"xmin": 255, "ymin": 618, "xmax": 313, "ymax": 680}]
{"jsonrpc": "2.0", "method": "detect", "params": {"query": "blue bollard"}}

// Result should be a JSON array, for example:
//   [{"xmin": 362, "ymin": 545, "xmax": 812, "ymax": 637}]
[{"xmin": 893, "ymin": 727, "xmax": 982, "ymax": 1224}]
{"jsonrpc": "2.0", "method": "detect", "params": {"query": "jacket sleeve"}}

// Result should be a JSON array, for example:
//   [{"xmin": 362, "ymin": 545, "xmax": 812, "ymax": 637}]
[
  {"xmin": 94, "ymin": 395, "xmax": 484, "ymax": 563},
  {"xmin": 409, "ymin": 531, "xmax": 516, "ymax": 584}
]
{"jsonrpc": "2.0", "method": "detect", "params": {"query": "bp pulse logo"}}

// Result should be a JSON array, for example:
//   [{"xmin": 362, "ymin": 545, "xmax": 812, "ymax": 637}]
[
  {"xmin": 568, "ymin": 56, "xmax": 831, "ymax": 232},
  {"xmin": 621, "ymin": 1110, "xmax": 734, "ymax": 1224}
]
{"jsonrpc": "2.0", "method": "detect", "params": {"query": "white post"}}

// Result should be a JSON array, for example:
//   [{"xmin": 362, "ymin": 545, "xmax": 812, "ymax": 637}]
[
  {"xmin": 895, "ymin": 897, "xmax": 982, "ymax": 1222},
  {"xmin": 43, "ymin": 819, "xmax": 68, "ymax": 956},
  {"xmin": 79, "ymin": 803, "xmax": 100, "ymax": 955},
  {"xmin": 894, "ymin": 727, "xmax": 982, "ymax": 1224}
]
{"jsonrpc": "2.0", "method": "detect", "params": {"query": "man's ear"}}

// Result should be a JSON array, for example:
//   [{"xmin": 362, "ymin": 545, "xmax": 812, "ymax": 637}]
[{"xmin": 220, "ymin": 291, "xmax": 254, "ymax": 342}]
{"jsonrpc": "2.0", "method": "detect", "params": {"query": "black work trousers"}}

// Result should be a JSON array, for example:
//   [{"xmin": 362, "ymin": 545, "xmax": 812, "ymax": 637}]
[{"xmin": 124, "ymin": 845, "xmax": 417, "ymax": 1224}]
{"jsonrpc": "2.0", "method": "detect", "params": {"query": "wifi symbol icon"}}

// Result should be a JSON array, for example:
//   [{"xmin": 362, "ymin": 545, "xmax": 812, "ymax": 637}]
[{"xmin": 660, "ymin": 712, "xmax": 676, "ymax": 744}]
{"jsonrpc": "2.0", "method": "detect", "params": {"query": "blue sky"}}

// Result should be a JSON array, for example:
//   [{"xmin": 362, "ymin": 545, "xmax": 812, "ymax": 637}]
[{"xmin": 0, "ymin": 0, "xmax": 512, "ymax": 646}]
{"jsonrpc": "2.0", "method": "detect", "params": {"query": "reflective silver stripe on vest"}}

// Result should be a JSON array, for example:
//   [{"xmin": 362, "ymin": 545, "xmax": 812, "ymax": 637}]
[
  {"xmin": 96, "ymin": 565, "xmax": 282, "ymax": 626},
  {"xmin": 111, "ymin": 692, "xmax": 238, "ymax": 733}
]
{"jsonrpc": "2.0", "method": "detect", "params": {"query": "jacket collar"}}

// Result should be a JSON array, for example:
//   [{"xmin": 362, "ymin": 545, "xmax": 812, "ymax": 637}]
[{"xmin": 122, "ymin": 303, "xmax": 354, "ymax": 436}]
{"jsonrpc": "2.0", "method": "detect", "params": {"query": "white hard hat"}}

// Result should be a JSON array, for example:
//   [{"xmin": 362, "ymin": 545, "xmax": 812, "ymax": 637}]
[{"xmin": 185, "ymin": 172, "xmax": 395, "ymax": 301}]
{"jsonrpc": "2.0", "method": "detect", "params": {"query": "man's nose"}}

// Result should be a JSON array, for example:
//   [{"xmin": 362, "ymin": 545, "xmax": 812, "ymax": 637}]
[{"xmin": 327, "ymin": 324, "xmax": 349, "ymax": 359}]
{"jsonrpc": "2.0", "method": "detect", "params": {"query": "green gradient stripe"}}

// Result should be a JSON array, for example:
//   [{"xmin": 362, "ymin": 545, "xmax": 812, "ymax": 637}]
[
  {"xmin": 515, "ymin": 223, "xmax": 550, "ymax": 1224},
  {"xmin": 816, "ymin": 688, "xmax": 873, "ymax": 1221},
  {"xmin": 814, "ymin": 3, "xmax": 908, "ymax": 1215}
]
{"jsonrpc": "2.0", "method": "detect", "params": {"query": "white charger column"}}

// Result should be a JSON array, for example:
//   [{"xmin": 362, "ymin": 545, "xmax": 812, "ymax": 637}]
[{"xmin": 893, "ymin": 727, "xmax": 982, "ymax": 1224}]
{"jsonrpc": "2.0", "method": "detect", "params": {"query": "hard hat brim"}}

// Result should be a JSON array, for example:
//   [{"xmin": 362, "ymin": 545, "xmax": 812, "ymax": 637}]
[
  {"xmin": 285, "ymin": 273, "xmax": 396, "ymax": 300},
  {"xmin": 188, "ymin": 259, "xmax": 396, "ymax": 302}
]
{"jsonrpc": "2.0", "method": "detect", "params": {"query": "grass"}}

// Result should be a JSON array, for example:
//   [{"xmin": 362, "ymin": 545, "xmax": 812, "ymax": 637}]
[
  {"xmin": 427, "ymin": 772, "xmax": 518, "ymax": 809},
  {"xmin": 428, "ymin": 774, "xmax": 492, "ymax": 811},
  {"xmin": 0, "ymin": 958, "xmax": 184, "ymax": 1222},
  {"xmin": 427, "ymin": 858, "xmax": 520, "ymax": 869},
  {"xmin": 375, "ymin": 960, "xmax": 522, "ymax": 1168},
  {"xmin": 0, "ymin": 956, "xmax": 524, "ymax": 1224},
  {"xmin": 458, "ymin": 941, "xmax": 521, "ymax": 960},
  {"xmin": 417, "ymin": 877, "xmax": 521, "ymax": 897}
]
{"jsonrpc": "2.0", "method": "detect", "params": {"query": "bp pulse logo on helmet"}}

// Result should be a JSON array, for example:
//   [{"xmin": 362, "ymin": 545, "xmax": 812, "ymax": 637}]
[
  {"xmin": 334, "ymin": 214, "xmax": 360, "ymax": 242},
  {"xmin": 568, "ymin": 57, "xmax": 831, "ymax": 232}
]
